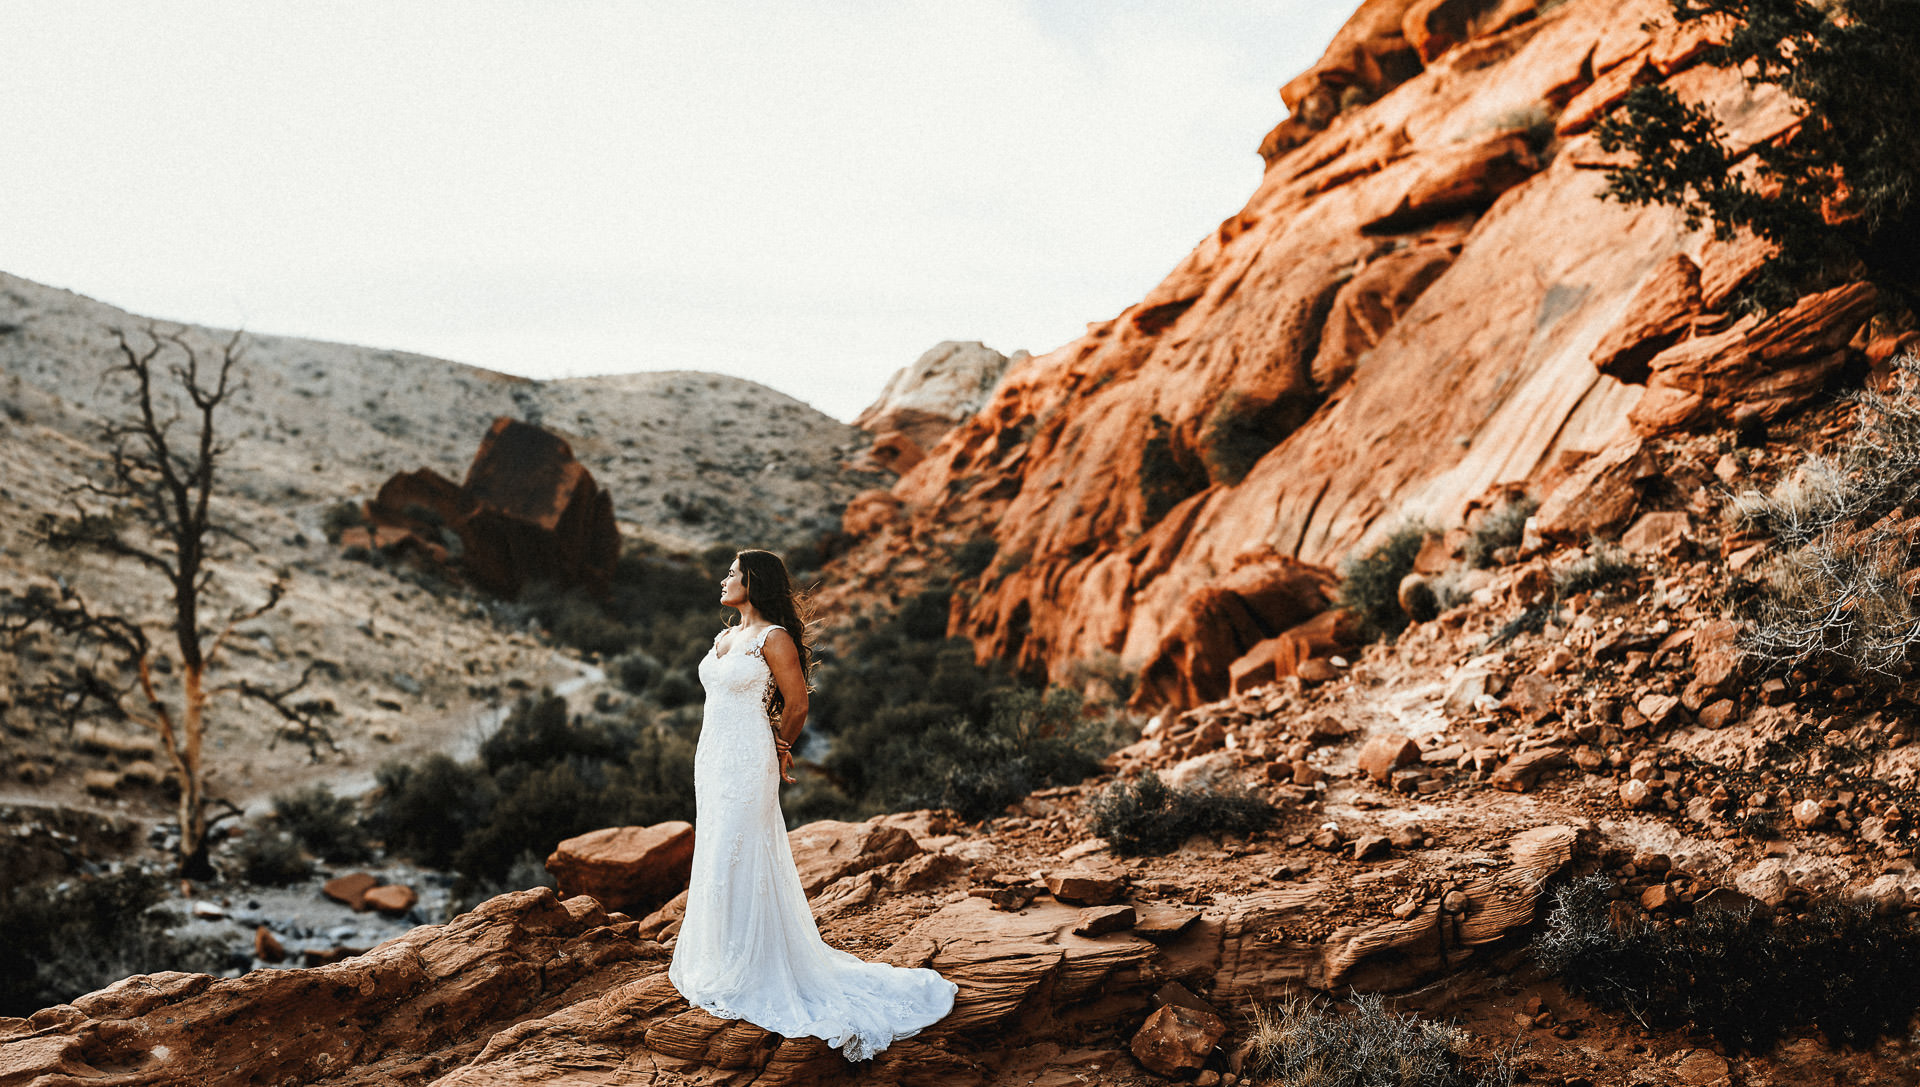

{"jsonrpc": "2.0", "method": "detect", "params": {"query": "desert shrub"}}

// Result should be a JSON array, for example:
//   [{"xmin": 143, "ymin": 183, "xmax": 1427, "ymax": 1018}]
[
  {"xmin": 320, "ymin": 500, "xmax": 367, "ymax": 543},
  {"xmin": 1201, "ymin": 392, "xmax": 1304, "ymax": 487},
  {"xmin": 373, "ymin": 693, "xmax": 698, "ymax": 887},
  {"xmin": 0, "ymin": 868, "xmax": 229, "ymax": 1017},
  {"xmin": 230, "ymin": 826, "xmax": 314, "ymax": 886},
  {"xmin": 652, "ymin": 667, "xmax": 701, "ymax": 709},
  {"xmin": 369, "ymin": 754, "xmax": 497, "ymax": 870},
  {"xmin": 1140, "ymin": 413, "xmax": 1209, "ymax": 522},
  {"xmin": 1244, "ymin": 992, "xmax": 1513, "ymax": 1087},
  {"xmin": 271, "ymin": 783, "xmax": 371, "ymax": 863},
  {"xmin": 1551, "ymin": 544, "xmax": 1639, "ymax": 600},
  {"xmin": 896, "ymin": 586, "xmax": 953, "ymax": 641},
  {"xmin": 1336, "ymin": 522, "xmax": 1428, "ymax": 640},
  {"xmin": 479, "ymin": 693, "xmax": 624, "ymax": 773},
  {"xmin": 953, "ymin": 535, "xmax": 999, "ymax": 579},
  {"xmin": 882, "ymin": 687, "xmax": 1108, "ymax": 821},
  {"xmin": 1484, "ymin": 103, "xmax": 1554, "ymax": 153},
  {"xmin": 612, "ymin": 650, "xmax": 662, "ymax": 694},
  {"xmin": 1741, "ymin": 359, "xmax": 1920, "ymax": 678},
  {"xmin": 1461, "ymin": 496, "xmax": 1537, "ymax": 568},
  {"xmin": 1537, "ymin": 874, "xmax": 1920, "ymax": 1052},
  {"xmin": 1087, "ymin": 772, "xmax": 1276, "ymax": 855}
]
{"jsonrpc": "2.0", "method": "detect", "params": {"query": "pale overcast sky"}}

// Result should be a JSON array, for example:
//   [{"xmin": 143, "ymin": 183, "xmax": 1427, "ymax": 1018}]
[{"xmin": 0, "ymin": 3, "xmax": 1350, "ymax": 422}]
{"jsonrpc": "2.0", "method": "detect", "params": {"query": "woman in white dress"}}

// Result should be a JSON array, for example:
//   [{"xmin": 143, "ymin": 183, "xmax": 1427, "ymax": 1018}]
[{"xmin": 667, "ymin": 549, "xmax": 957, "ymax": 1061}]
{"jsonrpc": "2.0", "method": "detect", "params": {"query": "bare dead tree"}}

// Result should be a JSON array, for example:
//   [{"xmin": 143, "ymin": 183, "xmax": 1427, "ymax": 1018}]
[{"xmin": 0, "ymin": 324, "xmax": 332, "ymax": 878}]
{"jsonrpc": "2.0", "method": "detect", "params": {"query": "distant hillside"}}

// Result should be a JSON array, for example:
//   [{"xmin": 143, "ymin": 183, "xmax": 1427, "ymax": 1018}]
[{"xmin": 0, "ymin": 271, "xmax": 885, "ymax": 553}]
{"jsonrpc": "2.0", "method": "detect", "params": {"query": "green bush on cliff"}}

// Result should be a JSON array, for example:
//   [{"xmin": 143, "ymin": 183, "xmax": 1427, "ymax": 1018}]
[
  {"xmin": 1087, "ymin": 772, "xmax": 1276, "ymax": 855},
  {"xmin": 1336, "ymin": 522, "xmax": 1428, "ymax": 641},
  {"xmin": 1593, "ymin": 0, "xmax": 1920, "ymax": 312},
  {"xmin": 1537, "ymin": 874, "xmax": 1920, "ymax": 1052}
]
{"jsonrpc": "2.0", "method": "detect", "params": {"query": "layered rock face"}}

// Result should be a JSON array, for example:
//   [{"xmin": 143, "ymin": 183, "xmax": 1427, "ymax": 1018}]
[
  {"xmin": 346, "ymin": 417, "xmax": 620, "ymax": 597},
  {"xmin": 853, "ymin": 341, "xmax": 1018, "ymax": 473},
  {"xmin": 828, "ymin": 0, "xmax": 1876, "ymax": 711}
]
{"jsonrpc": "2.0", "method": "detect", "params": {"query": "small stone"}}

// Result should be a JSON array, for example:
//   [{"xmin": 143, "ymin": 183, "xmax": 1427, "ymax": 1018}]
[
  {"xmin": 1310, "ymin": 826, "xmax": 1345, "ymax": 851},
  {"xmin": 1696, "ymin": 699, "xmax": 1738, "ymax": 729},
  {"xmin": 1388, "ymin": 823, "xmax": 1426, "ymax": 849},
  {"xmin": 1491, "ymin": 745, "xmax": 1569, "ymax": 791},
  {"xmin": 1640, "ymin": 883, "xmax": 1676, "ymax": 912},
  {"xmin": 1619, "ymin": 778, "xmax": 1652, "ymax": 809},
  {"xmin": 1636, "ymin": 693, "xmax": 1683, "ymax": 729},
  {"xmin": 1357, "ymin": 734, "xmax": 1421, "ymax": 783},
  {"xmin": 1390, "ymin": 769, "xmax": 1425, "ymax": 794},
  {"xmin": 322, "ymin": 872, "xmax": 379, "ymax": 911},
  {"xmin": 1675, "ymin": 1049, "xmax": 1731, "ymax": 1086},
  {"xmin": 1073, "ymin": 904, "xmax": 1137, "ymax": 937},
  {"xmin": 362, "ymin": 883, "xmax": 417, "ymax": 915},
  {"xmin": 1131, "ymin": 1003, "xmax": 1227, "ymax": 1076},
  {"xmin": 1621, "ymin": 510, "xmax": 1690, "ymax": 554},
  {"xmin": 1296, "ymin": 658, "xmax": 1340, "ymax": 685},
  {"xmin": 1442, "ymin": 890, "xmax": 1471, "ymax": 913},
  {"xmin": 1046, "ymin": 871, "xmax": 1126, "ymax": 906},
  {"xmin": 1291, "ymin": 760, "xmax": 1323, "ymax": 786},
  {"xmin": 989, "ymin": 884, "xmax": 1039, "ymax": 911},
  {"xmin": 253, "ymin": 925, "xmax": 285, "ymax": 963},
  {"xmin": 1305, "ymin": 715, "xmax": 1353, "ymax": 743},
  {"xmin": 1792, "ymin": 798, "xmax": 1824, "ymax": 829},
  {"xmin": 1390, "ymin": 895, "xmax": 1422, "ymax": 920},
  {"xmin": 1351, "ymin": 834, "xmax": 1390, "ymax": 861},
  {"xmin": 1760, "ymin": 678, "xmax": 1792, "ymax": 706}
]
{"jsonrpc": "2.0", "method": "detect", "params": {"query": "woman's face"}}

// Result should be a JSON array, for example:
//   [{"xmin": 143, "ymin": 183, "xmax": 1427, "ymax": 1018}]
[{"xmin": 720, "ymin": 559, "xmax": 748, "ymax": 608}]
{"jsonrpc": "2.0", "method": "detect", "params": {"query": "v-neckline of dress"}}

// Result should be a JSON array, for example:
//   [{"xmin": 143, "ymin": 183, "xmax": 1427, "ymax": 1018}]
[{"xmin": 715, "ymin": 624, "xmax": 768, "ymax": 660}]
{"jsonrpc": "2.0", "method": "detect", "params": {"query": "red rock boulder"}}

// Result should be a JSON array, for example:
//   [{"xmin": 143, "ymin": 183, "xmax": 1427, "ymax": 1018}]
[
  {"xmin": 546, "ymin": 821, "xmax": 695, "ymax": 915},
  {"xmin": 356, "ymin": 417, "xmax": 619, "ymax": 598}
]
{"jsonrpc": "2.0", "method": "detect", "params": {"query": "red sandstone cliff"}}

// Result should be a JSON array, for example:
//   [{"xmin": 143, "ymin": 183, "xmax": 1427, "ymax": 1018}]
[{"xmin": 828, "ymin": 0, "xmax": 1876, "ymax": 712}]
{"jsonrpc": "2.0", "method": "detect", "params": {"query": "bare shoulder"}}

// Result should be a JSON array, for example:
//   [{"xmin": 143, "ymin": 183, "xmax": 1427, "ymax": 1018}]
[{"xmin": 761, "ymin": 625, "xmax": 796, "ymax": 652}]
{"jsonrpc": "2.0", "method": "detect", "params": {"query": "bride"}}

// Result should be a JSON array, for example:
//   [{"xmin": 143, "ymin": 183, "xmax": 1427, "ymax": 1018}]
[{"xmin": 667, "ymin": 549, "xmax": 958, "ymax": 1061}]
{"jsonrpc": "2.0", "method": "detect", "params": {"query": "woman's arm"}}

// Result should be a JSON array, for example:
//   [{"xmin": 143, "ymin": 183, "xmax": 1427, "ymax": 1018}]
[{"xmin": 762, "ymin": 627, "xmax": 809, "ymax": 783}]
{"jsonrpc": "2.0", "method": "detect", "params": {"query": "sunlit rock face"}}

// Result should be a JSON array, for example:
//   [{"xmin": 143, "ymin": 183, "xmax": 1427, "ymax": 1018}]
[
  {"xmin": 854, "ymin": 341, "xmax": 1018, "ymax": 473},
  {"xmin": 829, "ymin": 0, "xmax": 1868, "ymax": 712}
]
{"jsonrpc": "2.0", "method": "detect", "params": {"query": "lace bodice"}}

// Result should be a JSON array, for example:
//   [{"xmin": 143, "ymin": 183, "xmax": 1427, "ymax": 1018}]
[{"xmin": 670, "ymin": 624, "xmax": 956, "ymax": 1061}]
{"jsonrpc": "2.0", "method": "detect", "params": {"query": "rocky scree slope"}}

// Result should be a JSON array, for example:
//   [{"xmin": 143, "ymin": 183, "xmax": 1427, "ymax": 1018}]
[{"xmin": 822, "ymin": 0, "xmax": 1877, "ymax": 714}]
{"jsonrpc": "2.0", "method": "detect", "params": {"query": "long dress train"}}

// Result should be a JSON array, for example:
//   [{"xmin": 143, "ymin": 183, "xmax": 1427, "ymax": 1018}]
[{"xmin": 667, "ymin": 625, "xmax": 957, "ymax": 1061}]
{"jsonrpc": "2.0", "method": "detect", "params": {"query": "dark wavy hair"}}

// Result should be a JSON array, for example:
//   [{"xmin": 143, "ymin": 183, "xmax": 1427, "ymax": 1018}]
[{"xmin": 733, "ymin": 549, "xmax": 811, "ymax": 716}]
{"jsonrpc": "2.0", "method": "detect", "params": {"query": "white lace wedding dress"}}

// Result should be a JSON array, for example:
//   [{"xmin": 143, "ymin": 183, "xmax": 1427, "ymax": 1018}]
[{"xmin": 667, "ymin": 625, "xmax": 957, "ymax": 1061}]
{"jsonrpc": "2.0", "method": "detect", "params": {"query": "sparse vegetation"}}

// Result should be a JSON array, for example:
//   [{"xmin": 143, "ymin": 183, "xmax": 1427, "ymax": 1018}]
[
  {"xmin": 1139, "ymin": 413, "xmax": 1209, "ymax": 522},
  {"xmin": 1552, "ymin": 543, "xmax": 1640, "ymax": 600},
  {"xmin": 1243, "ymin": 992, "xmax": 1515, "ymax": 1087},
  {"xmin": 271, "ymin": 784, "xmax": 371, "ymax": 864},
  {"xmin": 1537, "ymin": 874, "xmax": 1920, "ymax": 1052},
  {"xmin": 230, "ymin": 826, "xmax": 315, "ymax": 886},
  {"xmin": 1337, "ymin": 522, "xmax": 1429, "ymax": 640},
  {"xmin": 1462, "ymin": 496, "xmax": 1537, "ymax": 568},
  {"xmin": 1200, "ymin": 392, "xmax": 1301, "ymax": 487},
  {"xmin": 0, "ymin": 868, "xmax": 229, "ymax": 1017},
  {"xmin": 1739, "ymin": 358, "xmax": 1920, "ymax": 678},
  {"xmin": 1087, "ymin": 772, "xmax": 1276, "ymax": 855},
  {"xmin": 953, "ymin": 534, "xmax": 999, "ymax": 579},
  {"xmin": 368, "ymin": 693, "xmax": 698, "ymax": 891},
  {"xmin": 0, "ymin": 326, "xmax": 333, "ymax": 877},
  {"xmin": 321, "ymin": 500, "xmax": 367, "ymax": 543}
]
